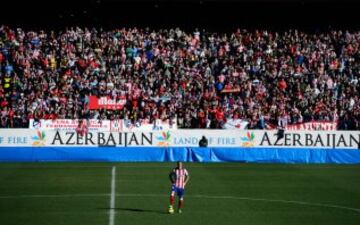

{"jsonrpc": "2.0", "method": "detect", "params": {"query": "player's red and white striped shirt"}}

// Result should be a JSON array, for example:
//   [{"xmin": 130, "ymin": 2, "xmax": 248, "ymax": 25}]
[{"xmin": 173, "ymin": 168, "xmax": 189, "ymax": 189}]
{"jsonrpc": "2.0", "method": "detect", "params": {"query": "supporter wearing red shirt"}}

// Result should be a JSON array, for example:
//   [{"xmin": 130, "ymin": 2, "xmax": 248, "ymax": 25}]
[
  {"xmin": 1, "ymin": 99, "xmax": 8, "ymax": 108},
  {"xmin": 278, "ymin": 78, "xmax": 287, "ymax": 91},
  {"xmin": 215, "ymin": 107, "xmax": 225, "ymax": 128},
  {"xmin": 0, "ymin": 26, "xmax": 358, "ymax": 130},
  {"xmin": 197, "ymin": 110, "xmax": 206, "ymax": 128}
]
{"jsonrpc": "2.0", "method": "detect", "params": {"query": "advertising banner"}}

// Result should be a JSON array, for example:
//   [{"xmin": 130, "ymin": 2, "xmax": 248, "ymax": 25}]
[
  {"xmin": 29, "ymin": 119, "xmax": 177, "ymax": 132},
  {"xmin": 3, "ymin": 129, "xmax": 360, "ymax": 149},
  {"xmin": 88, "ymin": 95, "xmax": 126, "ymax": 110},
  {"xmin": 29, "ymin": 119, "xmax": 110, "ymax": 132},
  {"xmin": 0, "ymin": 129, "xmax": 31, "ymax": 147}
]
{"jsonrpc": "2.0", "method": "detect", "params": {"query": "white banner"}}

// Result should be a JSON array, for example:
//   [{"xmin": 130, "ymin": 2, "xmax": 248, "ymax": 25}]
[
  {"xmin": 29, "ymin": 119, "xmax": 110, "ymax": 132},
  {"xmin": 29, "ymin": 119, "xmax": 177, "ymax": 132},
  {"xmin": 285, "ymin": 121, "xmax": 338, "ymax": 131},
  {"xmin": 120, "ymin": 119, "xmax": 177, "ymax": 132},
  {"xmin": 0, "ymin": 129, "xmax": 31, "ymax": 147},
  {"xmin": 224, "ymin": 119, "xmax": 249, "ymax": 130},
  {"xmin": 1, "ymin": 129, "xmax": 359, "ymax": 149}
]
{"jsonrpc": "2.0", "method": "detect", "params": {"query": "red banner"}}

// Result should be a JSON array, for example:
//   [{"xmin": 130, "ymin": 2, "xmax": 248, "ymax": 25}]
[{"xmin": 89, "ymin": 96, "xmax": 126, "ymax": 110}]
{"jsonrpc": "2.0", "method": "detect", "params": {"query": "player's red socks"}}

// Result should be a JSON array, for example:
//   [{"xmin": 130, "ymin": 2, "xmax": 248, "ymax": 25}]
[{"xmin": 170, "ymin": 195, "xmax": 175, "ymax": 205}]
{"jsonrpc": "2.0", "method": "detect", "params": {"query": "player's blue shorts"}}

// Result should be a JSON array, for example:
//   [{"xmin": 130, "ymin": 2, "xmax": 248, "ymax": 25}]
[{"xmin": 171, "ymin": 185, "xmax": 185, "ymax": 198}]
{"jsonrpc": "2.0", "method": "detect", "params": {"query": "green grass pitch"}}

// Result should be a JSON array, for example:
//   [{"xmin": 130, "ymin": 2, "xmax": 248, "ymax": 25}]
[{"xmin": 0, "ymin": 163, "xmax": 360, "ymax": 225}]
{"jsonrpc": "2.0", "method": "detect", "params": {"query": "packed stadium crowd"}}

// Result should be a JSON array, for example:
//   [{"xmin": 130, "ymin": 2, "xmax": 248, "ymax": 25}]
[{"xmin": 0, "ymin": 25, "xmax": 359, "ymax": 129}]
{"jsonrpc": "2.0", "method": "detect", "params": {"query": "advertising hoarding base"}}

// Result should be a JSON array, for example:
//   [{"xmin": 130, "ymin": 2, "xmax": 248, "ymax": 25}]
[{"xmin": 0, "ymin": 147, "xmax": 359, "ymax": 164}]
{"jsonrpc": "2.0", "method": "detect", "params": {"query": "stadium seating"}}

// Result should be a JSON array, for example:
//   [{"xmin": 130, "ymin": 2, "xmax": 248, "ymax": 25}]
[{"xmin": 0, "ymin": 26, "xmax": 359, "ymax": 129}]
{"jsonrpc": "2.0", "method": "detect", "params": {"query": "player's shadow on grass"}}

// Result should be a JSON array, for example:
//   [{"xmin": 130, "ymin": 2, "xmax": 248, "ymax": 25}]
[{"xmin": 99, "ymin": 207, "xmax": 166, "ymax": 214}]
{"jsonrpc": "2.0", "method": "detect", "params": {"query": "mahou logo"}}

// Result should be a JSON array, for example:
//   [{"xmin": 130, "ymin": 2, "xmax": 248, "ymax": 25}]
[
  {"xmin": 89, "ymin": 96, "xmax": 126, "ymax": 110},
  {"xmin": 98, "ymin": 97, "xmax": 126, "ymax": 105}
]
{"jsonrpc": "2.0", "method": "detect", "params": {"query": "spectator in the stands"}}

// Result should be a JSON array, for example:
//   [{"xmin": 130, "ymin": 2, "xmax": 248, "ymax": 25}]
[{"xmin": 0, "ymin": 26, "xmax": 359, "ymax": 129}]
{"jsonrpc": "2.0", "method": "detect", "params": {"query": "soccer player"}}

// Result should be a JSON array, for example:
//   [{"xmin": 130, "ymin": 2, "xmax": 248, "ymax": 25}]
[{"xmin": 168, "ymin": 161, "xmax": 190, "ymax": 214}]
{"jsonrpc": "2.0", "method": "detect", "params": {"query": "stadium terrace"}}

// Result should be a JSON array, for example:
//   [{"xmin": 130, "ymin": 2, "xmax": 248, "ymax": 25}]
[{"xmin": 0, "ymin": 26, "xmax": 359, "ymax": 130}]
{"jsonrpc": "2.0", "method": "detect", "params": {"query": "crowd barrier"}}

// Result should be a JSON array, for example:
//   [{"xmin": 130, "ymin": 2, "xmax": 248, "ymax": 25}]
[{"xmin": 0, "ymin": 129, "xmax": 359, "ymax": 163}]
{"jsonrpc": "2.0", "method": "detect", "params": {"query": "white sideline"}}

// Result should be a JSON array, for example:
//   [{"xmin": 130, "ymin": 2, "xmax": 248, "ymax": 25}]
[{"xmin": 109, "ymin": 166, "xmax": 116, "ymax": 225}]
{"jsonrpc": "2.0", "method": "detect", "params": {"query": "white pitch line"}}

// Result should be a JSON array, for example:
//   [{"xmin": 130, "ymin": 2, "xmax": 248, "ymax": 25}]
[
  {"xmin": 0, "ymin": 192, "xmax": 359, "ymax": 214},
  {"xmin": 190, "ymin": 194, "xmax": 360, "ymax": 214},
  {"xmin": 109, "ymin": 166, "xmax": 116, "ymax": 225},
  {"xmin": 0, "ymin": 193, "xmax": 109, "ymax": 199},
  {"xmin": 115, "ymin": 193, "xmax": 360, "ymax": 214}
]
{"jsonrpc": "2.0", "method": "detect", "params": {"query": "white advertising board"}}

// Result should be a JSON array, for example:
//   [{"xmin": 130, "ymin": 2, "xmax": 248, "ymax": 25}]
[{"xmin": 1, "ymin": 129, "xmax": 359, "ymax": 149}]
